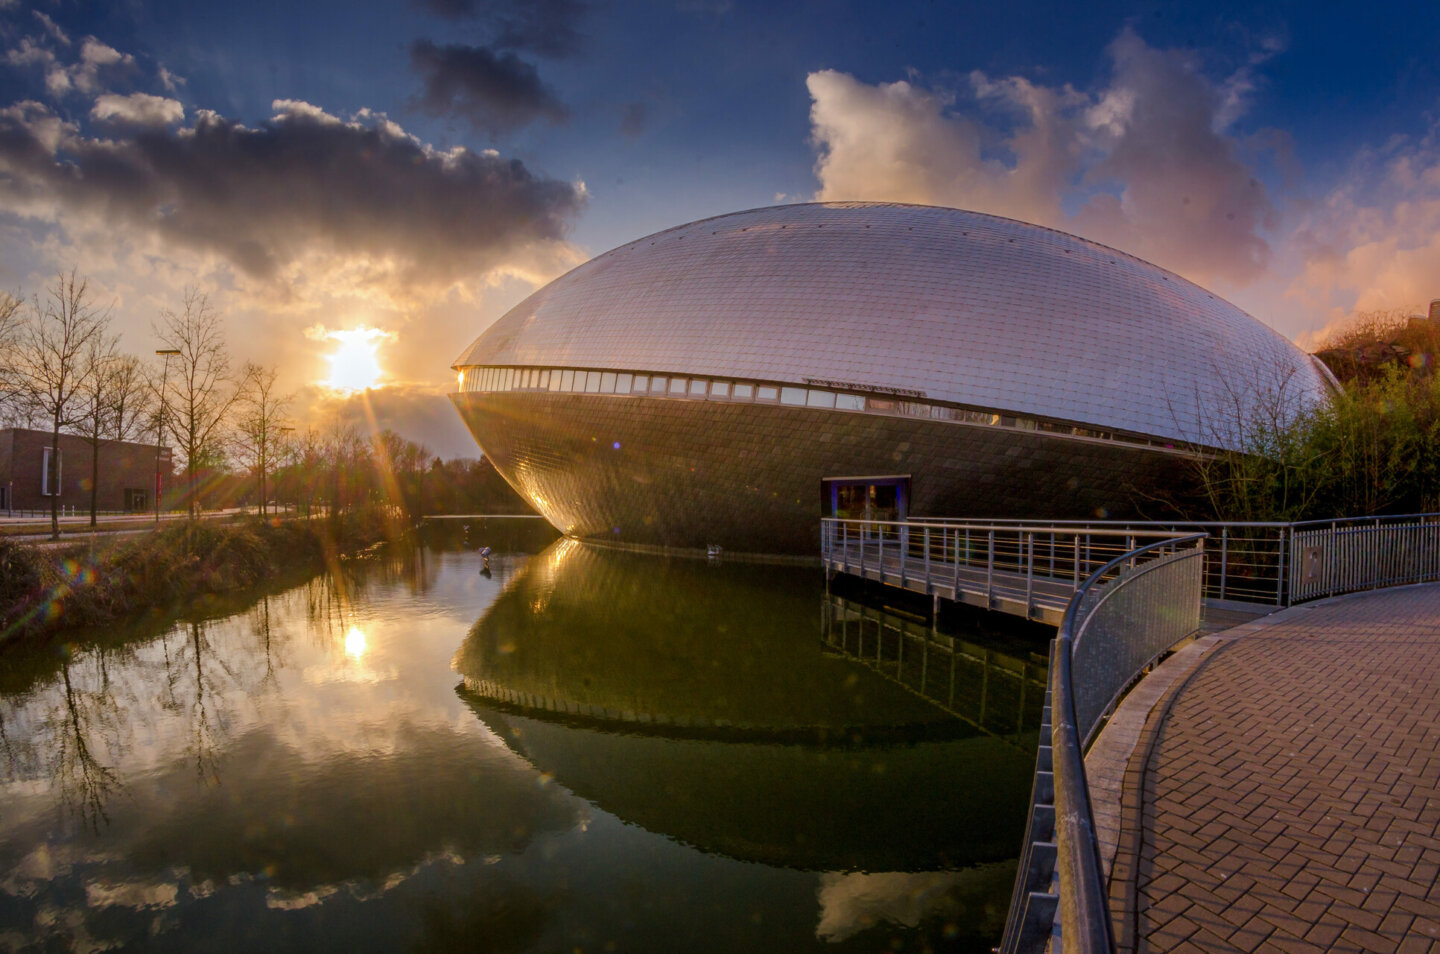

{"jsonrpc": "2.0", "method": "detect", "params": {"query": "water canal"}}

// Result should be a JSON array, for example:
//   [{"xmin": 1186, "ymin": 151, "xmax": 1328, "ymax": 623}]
[{"xmin": 0, "ymin": 523, "xmax": 1048, "ymax": 952}]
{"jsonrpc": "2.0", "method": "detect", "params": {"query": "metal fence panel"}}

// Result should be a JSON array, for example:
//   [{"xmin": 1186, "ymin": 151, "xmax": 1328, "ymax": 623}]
[
  {"xmin": 1290, "ymin": 518, "xmax": 1440, "ymax": 603},
  {"xmin": 1069, "ymin": 548, "xmax": 1204, "ymax": 746}
]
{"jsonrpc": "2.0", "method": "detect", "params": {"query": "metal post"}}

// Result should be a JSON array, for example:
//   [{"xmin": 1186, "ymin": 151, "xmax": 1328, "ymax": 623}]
[
  {"xmin": 1277, "ymin": 525, "xmax": 1288, "ymax": 606},
  {"xmin": 954, "ymin": 528, "xmax": 961, "ymax": 597},
  {"xmin": 899, "ymin": 522, "xmax": 907, "ymax": 588},
  {"xmin": 987, "ymin": 529, "xmax": 995, "ymax": 602},
  {"xmin": 924, "ymin": 526, "xmax": 931, "ymax": 592},
  {"xmin": 1025, "ymin": 532, "xmax": 1035, "ymax": 617},
  {"xmin": 1219, "ymin": 526, "xmax": 1228, "ymax": 601}
]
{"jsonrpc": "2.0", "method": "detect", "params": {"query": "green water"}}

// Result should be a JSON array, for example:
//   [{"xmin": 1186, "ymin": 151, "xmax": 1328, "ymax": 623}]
[{"xmin": 0, "ymin": 524, "xmax": 1047, "ymax": 952}]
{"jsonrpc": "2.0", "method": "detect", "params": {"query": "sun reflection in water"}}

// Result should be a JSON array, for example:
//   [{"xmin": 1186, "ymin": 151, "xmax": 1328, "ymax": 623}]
[{"xmin": 344, "ymin": 626, "xmax": 368, "ymax": 659}]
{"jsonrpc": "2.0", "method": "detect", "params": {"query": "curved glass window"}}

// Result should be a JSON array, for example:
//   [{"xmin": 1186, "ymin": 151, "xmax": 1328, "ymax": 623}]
[{"xmin": 454, "ymin": 365, "xmax": 1174, "ymax": 452}]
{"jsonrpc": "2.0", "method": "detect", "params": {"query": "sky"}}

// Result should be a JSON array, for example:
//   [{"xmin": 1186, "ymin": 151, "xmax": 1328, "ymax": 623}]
[{"xmin": 1, "ymin": 0, "xmax": 1439, "ymax": 457}]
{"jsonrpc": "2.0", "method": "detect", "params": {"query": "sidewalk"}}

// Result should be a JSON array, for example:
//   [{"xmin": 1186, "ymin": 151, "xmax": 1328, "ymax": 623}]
[{"xmin": 1096, "ymin": 584, "xmax": 1440, "ymax": 953}]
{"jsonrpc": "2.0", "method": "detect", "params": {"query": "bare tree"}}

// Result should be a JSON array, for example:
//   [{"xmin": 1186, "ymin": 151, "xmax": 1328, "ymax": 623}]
[
  {"xmin": 106, "ymin": 355, "xmax": 153, "ymax": 443},
  {"xmin": 74, "ymin": 332, "xmax": 122, "ymax": 527},
  {"xmin": 154, "ymin": 290, "xmax": 241, "ymax": 520},
  {"xmin": 235, "ymin": 362, "xmax": 292, "ymax": 517},
  {"xmin": 1177, "ymin": 360, "xmax": 1326, "ymax": 523},
  {"xmin": 12, "ymin": 271, "xmax": 111, "ymax": 539},
  {"xmin": 0, "ymin": 291, "xmax": 22, "ymax": 423}
]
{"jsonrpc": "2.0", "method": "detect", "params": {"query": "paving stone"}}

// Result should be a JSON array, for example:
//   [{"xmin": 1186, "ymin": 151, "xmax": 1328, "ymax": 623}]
[{"xmin": 1106, "ymin": 586, "xmax": 1440, "ymax": 953}]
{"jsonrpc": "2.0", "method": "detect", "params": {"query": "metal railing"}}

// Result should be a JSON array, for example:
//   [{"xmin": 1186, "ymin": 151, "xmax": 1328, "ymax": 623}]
[
  {"xmin": 915, "ymin": 516, "xmax": 1286, "ymax": 605},
  {"xmin": 820, "ymin": 518, "xmax": 1194, "ymax": 621},
  {"xmin": 1289, "ymin": 514, "xmax": 1440, "ymax": 602},
  {"xmin": 999, "ymin": 534, "xmax": 1206, "ymax": 954},
  {"xmin": 821, "ymin": 512, "xmax": 1440, "ymax": 953},
  {"xmin": 826, "ymin": 512, "xmax": 1440, "ymax": 610}
]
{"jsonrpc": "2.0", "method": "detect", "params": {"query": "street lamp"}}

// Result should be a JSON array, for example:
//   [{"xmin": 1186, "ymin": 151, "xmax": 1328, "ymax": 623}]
[{"xmin": 154, "ymin": 349, "xmax": 180, "ymax": 524}]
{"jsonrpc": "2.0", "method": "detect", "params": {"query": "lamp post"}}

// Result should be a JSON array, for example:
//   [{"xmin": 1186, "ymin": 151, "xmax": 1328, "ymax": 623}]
[{"xmin": 154, "ymin": 349, "xmax": 180, "ymax": 524}]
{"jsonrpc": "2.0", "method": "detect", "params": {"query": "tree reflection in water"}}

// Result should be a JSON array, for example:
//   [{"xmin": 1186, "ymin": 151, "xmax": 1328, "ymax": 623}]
[
  {"xmin": 52, "ymin": 651, "xmax": 127, "ymax": 832},
  {"xmin": 0, "ymin": 532, "xmax": 1046, "ymax": 953}
]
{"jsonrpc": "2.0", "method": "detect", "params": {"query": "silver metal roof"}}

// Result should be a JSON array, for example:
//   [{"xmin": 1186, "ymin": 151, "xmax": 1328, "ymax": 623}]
[{"xmin": 455, "ymin": 202, "xmax": 1331, "ymax": 448}]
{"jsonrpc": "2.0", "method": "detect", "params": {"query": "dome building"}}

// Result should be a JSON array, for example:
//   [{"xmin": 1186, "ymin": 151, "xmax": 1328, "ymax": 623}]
[{"xmin": 451, "ymin": 202, "xmax": 1335, "ymax": 553}]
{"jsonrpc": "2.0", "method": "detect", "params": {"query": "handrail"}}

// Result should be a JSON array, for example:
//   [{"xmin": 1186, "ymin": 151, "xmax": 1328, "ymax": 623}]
[
  {"xmin": 999, "ymin": 533, "xmax": 1206, "ymax": 954},
  {"xmin": 1057, "ymin": 534, "xmax": 1205, "ymax": 953},
  {"xmin": 822, "ymin": 516, "xmax": 1193, "ymax": 539},
  {"xmin": 906, "ymin": 512, "xmax": 1440, "ymax": 530},
  {"xmin": 824, "ymin": 512, "xmax": 1440, "ymax": 609}
]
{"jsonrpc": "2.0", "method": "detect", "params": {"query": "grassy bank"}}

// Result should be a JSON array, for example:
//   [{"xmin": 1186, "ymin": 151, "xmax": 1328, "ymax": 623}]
[{"xmin": 0, "ymin": 515, "xmax": 391, "ymax": 648}]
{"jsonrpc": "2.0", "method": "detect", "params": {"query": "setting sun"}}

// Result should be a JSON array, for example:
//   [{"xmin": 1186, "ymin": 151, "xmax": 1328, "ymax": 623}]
[{"xmin": 324, "ymin": 328, "xmax": 389, "ymax": 392}]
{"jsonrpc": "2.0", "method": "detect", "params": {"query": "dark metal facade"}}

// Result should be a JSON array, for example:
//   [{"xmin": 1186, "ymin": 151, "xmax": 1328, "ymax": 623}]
[{"xmin": 452, "ymin": 391, "xmax": 1192, "ymax": 553}]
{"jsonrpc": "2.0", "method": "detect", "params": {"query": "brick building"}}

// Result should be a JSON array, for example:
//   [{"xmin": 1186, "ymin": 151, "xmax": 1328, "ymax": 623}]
[{"xmin": 0, "ymin": 428, "xmax": 174, "ymax": 514}]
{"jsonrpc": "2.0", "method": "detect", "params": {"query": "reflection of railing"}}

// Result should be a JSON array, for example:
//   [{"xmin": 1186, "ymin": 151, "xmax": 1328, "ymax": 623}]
[
  {"xmin": 999, "ymin": 534, "xmax": 1206, "ymax": 954},
  {"xmin": 821, "ymin": 595, "xmax": 1047, "ymax": 741},
  {"xmin": 824, "ymin": 513, "xmax": 1440, "ymax": 610}
]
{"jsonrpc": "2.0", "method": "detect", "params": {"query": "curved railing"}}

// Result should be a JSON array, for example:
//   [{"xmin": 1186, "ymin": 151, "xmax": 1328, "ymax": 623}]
[{"xmin": 1000, "ymin": 534, "xmax": 1206, "ymax": 954}]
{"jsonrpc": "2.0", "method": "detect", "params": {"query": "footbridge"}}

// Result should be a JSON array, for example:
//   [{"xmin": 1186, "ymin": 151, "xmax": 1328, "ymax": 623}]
[
  {"xmin": 823, "ymin": 513, "xmax": 1440, "ymax": 953},
  {"xmin": 821, "ymin": 514, "xmax": 1440, "ymax": 626}
]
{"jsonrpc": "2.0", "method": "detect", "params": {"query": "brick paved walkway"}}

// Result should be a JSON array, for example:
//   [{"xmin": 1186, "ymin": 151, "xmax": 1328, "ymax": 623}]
[{"xmin": 1109, "ymin": 585, "xmax": 1440, "ymax": 953}]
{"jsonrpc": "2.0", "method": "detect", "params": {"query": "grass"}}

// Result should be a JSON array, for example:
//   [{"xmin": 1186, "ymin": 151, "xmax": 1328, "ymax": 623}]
[{"xmin": 0, "ymin": 514, "xmax": 392, "ymax": 649}]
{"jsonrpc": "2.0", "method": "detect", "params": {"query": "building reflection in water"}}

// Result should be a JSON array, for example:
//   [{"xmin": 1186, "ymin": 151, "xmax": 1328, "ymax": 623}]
[
  {"xmin": 0, "ymin": 534, "xmax": 1051, "ymax": 952},
  {"xmin": 453, "ymin": 539, "xmax": 1049, "ymax": 926}
]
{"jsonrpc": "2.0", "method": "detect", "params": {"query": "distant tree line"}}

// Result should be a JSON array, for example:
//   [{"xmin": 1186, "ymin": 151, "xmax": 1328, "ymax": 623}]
[{"xmin": 0, "ymin": 270, "xmax": 529, "ymax": 541}]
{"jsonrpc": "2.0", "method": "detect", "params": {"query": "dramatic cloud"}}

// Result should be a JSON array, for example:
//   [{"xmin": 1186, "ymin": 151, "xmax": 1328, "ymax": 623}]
[
  {"xmin": 1074, "ymin": 29, "xmax": 1279, "ymax": 287},
  {"xmin": 4, "ymin": 30, "xmax": 136, "ymax": 98},
  {"xmin": 409, "ymin": 40, "xmax": 569, "ymax": 134},
  {"xmin": 0, "ymin": 98, "xmax": 586, "ymax": 287},
  {"xmin": 90, "ymin": 92, "xmax": 184, "ymax": 126},
  {"xmin": 413, "ymin": 0, "xmax": 587, "ymax": 58},
  {"xmin": 807, "ymin": 69, "xmax": 1078, "ymax": 230},
  {"xmin": 31, "ymin": 11, "xmax": 70, "ymax": 46},
  {"xmin": 1284, "ymin": 129, "xmax": 1440, "ymax": 343},
  {"xmin": 808, "ymin": 27, "xmax": 1281, "ymax": 288}
]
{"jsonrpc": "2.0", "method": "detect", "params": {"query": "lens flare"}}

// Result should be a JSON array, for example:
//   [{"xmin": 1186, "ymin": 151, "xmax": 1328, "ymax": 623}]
[{"xmin": 323, "ymin": 328, "xmax": 389, "ymax": 392}]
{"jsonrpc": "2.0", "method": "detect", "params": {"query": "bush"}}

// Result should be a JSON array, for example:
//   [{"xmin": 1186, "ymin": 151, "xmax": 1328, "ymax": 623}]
[
  {"xmin": 0, "ymin": 518, "xmax": 338, "ymax": 649},
  {"xmin": 1191, "ymin": 363, "xmax": 1440, "ymax": 521}
]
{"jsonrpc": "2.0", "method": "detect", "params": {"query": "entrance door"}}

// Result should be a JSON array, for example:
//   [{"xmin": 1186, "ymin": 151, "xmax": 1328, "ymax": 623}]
[
  {"xmin": 822, "ymin": 476, "xmax": 910, "ymax": 521},
  {"xmin": 823, "ymin": 475, "xmax": 911, "ymax": 556}
]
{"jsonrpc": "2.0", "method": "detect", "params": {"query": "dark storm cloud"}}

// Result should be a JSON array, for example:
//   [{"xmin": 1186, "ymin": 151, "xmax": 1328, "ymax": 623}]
[
  {"xmin": 0, "ymin": 100, "xmax": 585, "ymax": 283},
  {"xmin": 413, "ymin": 0, "xmax": 588, "ymax": 59},
  {"xmin": 410, "ymin": 40, "xmax": 569, "ymax": 135}
]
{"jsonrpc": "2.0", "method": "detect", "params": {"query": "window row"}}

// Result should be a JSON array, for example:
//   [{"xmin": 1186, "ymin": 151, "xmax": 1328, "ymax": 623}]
[
  {"xmin": 460, "ymin": 366, "xmax": 873, "ymax": 408},
  {"xmin": 457, "ymin": 366, "xmax": 1130, "ymax": 446}
]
